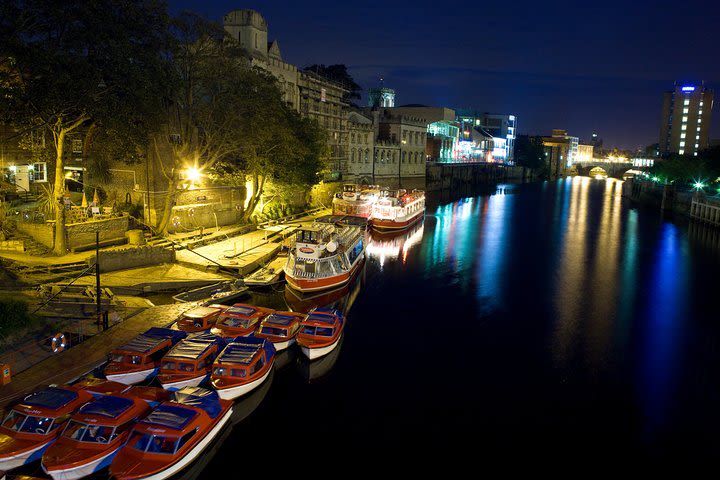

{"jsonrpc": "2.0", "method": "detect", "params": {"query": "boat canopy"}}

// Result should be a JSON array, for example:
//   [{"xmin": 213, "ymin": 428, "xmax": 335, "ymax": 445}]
[
  {"xmin": 21, "ymin": 387, "xmax": 78, "ymax": 410},
  {"xmin": 166, "ymin": 333, "xmax": 222, "ymax": 359},
  {"xmin": 78, "ymin": 395, "xmax": 134, "ymax": 418},
  {"xmin": 305, "ymin": 311, "xmax": 339, "ymax": 324},
  {"xmin": 216, "ymin": 340, "xmax": 265, "ymax": 365},
  {"xmin": 118, "ymin": 328, "xmax": 187, "ymax": 353},
  {"xmin": 171, "ymin": 387, "xmax": 222, "ymax": 419},
  {"xmin": 264, "ymin": 313, "xmax": 298, "ymax": 326},
  {"xmin": 223, "ymin": 305, "xmax": 257, "ymax": 316},
  {"xmin": 142, "ymin": 404, "xmax": 197, "ymax": 430},
  {"xmin": 182, "ymin": 306, "xmax": 222, "ymax": 319}
]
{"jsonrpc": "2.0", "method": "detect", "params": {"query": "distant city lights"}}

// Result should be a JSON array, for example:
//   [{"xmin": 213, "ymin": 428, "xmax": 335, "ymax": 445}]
[{"xmin": 681, "ymin": 86, "xmax": 696, "ymax": 92}]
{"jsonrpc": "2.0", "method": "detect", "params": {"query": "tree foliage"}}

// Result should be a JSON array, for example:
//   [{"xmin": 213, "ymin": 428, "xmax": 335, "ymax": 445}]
[
  {"xmin": 650, "ymin": 146, "xmax": 720, "ymax": 186},
  {"xmin": 514, "ymin": 135, "xmax": 546, "ymax": 171}
]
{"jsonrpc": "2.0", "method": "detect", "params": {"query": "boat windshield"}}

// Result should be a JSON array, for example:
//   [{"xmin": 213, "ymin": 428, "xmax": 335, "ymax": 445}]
[
  {"xmin": 2, "ymin": 410, "xmax": 55, "ymax": 434},
  {"xmin": 110, "ymin": 354, "xmax": 143, "ymax": 365},
  {"xmin": 219, "ymin": 317, "xmax": 252, "ymax": 328},
  {"xmin": 129, "ymin": 432, "xmax": 179, "ymax": 454},
  {"xmin": 62, "ymin": 420, "xmax": 115, "ymax": 443},
  {"xmin": 260, "ymin": 326, "xmax": 287, "ymax": 337},
  {"xmin": 301, "ymin": 326, "xmax": 334, "ymax": 337},
  {"xmin": 212, "ymin": 366, "xmax": 247, "ymax": 378}
]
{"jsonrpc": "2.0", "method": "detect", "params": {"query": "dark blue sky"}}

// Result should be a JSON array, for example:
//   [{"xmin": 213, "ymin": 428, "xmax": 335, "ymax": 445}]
[{"xmin": 168, "ymin": 0, "xmax": 720, "ymax": 151}]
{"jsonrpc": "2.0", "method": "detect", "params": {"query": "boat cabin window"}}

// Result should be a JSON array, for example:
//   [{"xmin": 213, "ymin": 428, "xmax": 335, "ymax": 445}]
[
  {"xmin": 249, "ymin": 357, "xmax": 265, "ymax": 375},
  {"xmin": 178, "ymin": 362, "xmax": 195, "ymax": 372},
  {"xmin": 148, "ymin": 348, "xmax": 168, "ymax": 363},
  {"xmin": 176, "ymin": 428, "xmax": 198, "ymax": 452},
  {"xmin": 63, "ymin": 420, "xmax": 115, "ymax": 443},
  {"xmin": 301, "ymin": 325, "xmax": 334, "ymax": 337},
  {"xmin": 130, "ymin": 432, "xmax": 178, "ymax": 454},
  {"xmin": 260, "ymin": 326, "xmax": 287, "ymax": 337},
  {"xmin": 2, "ymin": 411, "xmax": 56, "ymax": 434},
  {"xmin": 161, "ymin": 360, "xmax": 176, "ymax": 370},
  {"xmin": 343, "ymin": 184, "xmax": 356, "ymax": 193},
  {"xmin": 297, "ymin": 230, "xmax": 320, "ymax": 244},
  {"xmin": 110, "ymin": 354, "xmax": 143, "ymax": 365},
  {"xmin": 219, "ymin": 317, "xmax": 252, "ymax": 328}
]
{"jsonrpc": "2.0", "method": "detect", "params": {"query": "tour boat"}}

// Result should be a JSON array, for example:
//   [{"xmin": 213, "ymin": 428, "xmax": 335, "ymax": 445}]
[
  {"xmin": 209, "ymin": 303, "xmax": 274, "ymax": 338},
  {"xmin": 243, "ymin": 255, "xmax": 286, "ymax": 287},
  {"xmin": 109, "ymin": 386, "xmax": 233, "ymax": 480},
  {"xmin": 0, "ymin": 386, "xmax": 95, "ymax": 471},
  {"xmin": 369, "ymin": 188, "xmax": 426, "ymax": 231},
  {"xmin": 104, "ymin": 328, "xmax": 188, "ymax": 385},
  {"xmin": 283, "ymin": 218, "xmax": 366, "ymax": 293},
  {"xmin": 209, "ymin": 337, "xmax": 276, "ymax": 400},
  {"xmin": 254, "ymin": 311, "xmax": 305, "ymax": 351},
  {"xmin": 296, "ymin": 308, "xmax": 345, "ymax": 360},
  {"xmin": 41, "ymin": 394, "xmax": 153, "ymax": 480},
  {"xmin": 156, "ymin": 333, "xmax": 226, "ymax": 391},
  {"xmin": 331, "ymin": 183, "xmax": 383, "ymax": 218},
  {"xmin": 174, "ymin": 305, "xmax": 224, "ymax": 333}
]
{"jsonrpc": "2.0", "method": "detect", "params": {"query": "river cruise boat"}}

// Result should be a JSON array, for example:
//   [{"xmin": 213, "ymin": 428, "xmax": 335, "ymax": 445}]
[
  {"xmin": 109, "ymin": 386, "xmax": 233, "ymax": 480},
  {"xmin": 296, "ymin": 309, "xmax": 345, "ymax": 360},
  {"xmin": 331, "ymin": 184, "xmax": 383, "ymax": 218},
  {"xmin": 41, "ymin": 394, "xmax": 153, "ymax": 480},
  {"xmin": 209, "ymin": 337, "xmax": 276, "ymax": 400},
  {"xmin": 174, "ymin": 305, "xmax": 224, "ymax": 333},
  {"xmin": 284, "ymin": 219, "xmax": 366, "ymax": 293},
  {"xmin": 156, "ymin": 333, "xmax": 226, "ymax": 391},
  {"xmin": 209, "ymin": 303, "xmax": 274, "ymax": 338},
  {"xmin": 0, "ymin": 386, "xmax": 95, "ymax": 471},
  {"xmin": 369, "ymin": 189, "xmax": 425, "ymax": 231},
  {"xmin": 254, "ymin": 311, "xmax": 305, "ymax": 351},
  {"xmin": 104, "ymin": 328, "xmax": 188, "ymax": 385}
]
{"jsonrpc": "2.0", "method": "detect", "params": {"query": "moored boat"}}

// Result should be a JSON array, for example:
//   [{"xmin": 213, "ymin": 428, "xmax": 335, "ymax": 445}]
[
  {"xmin": 41, "ymin": 394, "xmax": 153, "ymax": 480},
  {"xmin": 0, "ymin": 386, "xmax": 94, "ymax": 471},
  {"xmin": 174, "ymin": 306, "xmax": 224, "ymax": 333},
  {"xmin": 296, "ymin": 308, "xmax": 345, "ymax": 360},
  {"xmin": 243, "ymin": 255, "xmax": 286, "ymax": 287},
  {"xmin": 254, "ymin": 311, "xmax": 305, "ymax": 351},
  {"xmin": 210, "ymin": 337, "xmax": 276, "ymax": 400},
  {"xmin": 331, "ymin": 183, "xmax": 383, "ymax": 218},
  {"xmin": 369, "ymin": 188, "xmax": 425, "ymax": 231},
  {"xmin": 156, "ymin": 333, "xmax": 225, "ymax": 391},
  {"xmin": 109, "ymin": 386, "xmax": 233, "ymax": 480},
  {"xmin": 104, "ymin": 328, "xmax": 188, "ymax": 385},
  {"xmin": 209, "ymin": 303, "xmax": 274, "ymax": 338},
  {"xmin": 283, "ymin": 217, "xmax": 366, "ymax": 293}
]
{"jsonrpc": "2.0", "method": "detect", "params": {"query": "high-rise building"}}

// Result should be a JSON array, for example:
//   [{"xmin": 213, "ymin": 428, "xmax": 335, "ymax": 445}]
[{"xmin": 659, "ymin": 82, "xmax": 714, "ymax": 156}]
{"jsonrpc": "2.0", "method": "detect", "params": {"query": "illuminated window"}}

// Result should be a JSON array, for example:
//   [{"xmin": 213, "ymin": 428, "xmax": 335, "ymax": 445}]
[
  {"xmin": 700, "ymin": 101, "xmax": 704, "ymax": 107},
  {"xmin": 681, "ymin": 133, "xmax": 686, "ymax": 139},
  {"xmin": 699, "ymin": 110, "xmax": 703, "ymax": 115},
  {"xmin": 682, "ymin": 116, "xmax": 688, "ymax": 122},
  {"xmin": 684, "ymin": 99, "xmax": 690, "ymax": 106},
  {"xmin": 696, "ymin": 135, "xmax": 700, "ymax": 140},
  {"xmin": 683, "ymin": 108, "xmax": 689, "ymax": 114},
  {"xmin": 695, "ymin": 144, "xmax": 699, "ymax": 148},
  {"xmin": 681, "ymin": 125, "xmax": 687, "ymax": 130},
  {"xmin": 679, "ymin": 149, "xmax": 685, "ymax": 154},
  {"xmin": 694, "ymin": 152, "xmax": 698, "ymax": 156},
  {"xmin": 679, "ymin": 141, "xmax": 685, "ymax": 147}
]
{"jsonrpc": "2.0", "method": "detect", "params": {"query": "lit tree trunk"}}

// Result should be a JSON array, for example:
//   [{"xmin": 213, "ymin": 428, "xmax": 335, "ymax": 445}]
[
  {"xmin": 242, "ymin": 173, "xmax": 266, "ymax": 222},
  {"xmin": 157, "ymin": 174, "xmax": 178, "ymax": 235},
  {"xmin": 52, "ymin": 128, "xmax": 67, "ymax": 255}
]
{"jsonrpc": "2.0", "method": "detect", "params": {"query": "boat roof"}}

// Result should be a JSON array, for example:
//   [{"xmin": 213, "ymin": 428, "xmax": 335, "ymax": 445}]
[
  {"xmin": 20, "ymin": 387, "xmax": 78, "ymax": 410},
  {"xmin": 165, "ymin": 333, "xmax": 221, "ymax": 359},
  {"xmin": 216, "ymin": 340, "xmax": 264, "ymax": 365},
  {"xmin": 305, "ymin": 310, "xmax": 340, "ymax": 325},
  {"xmin": 141, "ymin": 404, "xmax": 197, "ymax": 431},
  {"xmin": 263, "ymin": 312, "xmax": 301, "ymax": 326},
  {"xmin": 172, "ymin": 387, "xmax": 222, "ymax": 419},
  {"xmin": 315, "ymin": 215, "xmax": 368, "ymax": 227},
  {"xmin": 182, "ymin": 306, "xmax": 222, "ymax": 319},
  {"xmin": 222, "ymin": 304, "xmax": 259, "ymax": 317},
  {"xmin": 117, "ymin": 328, "xmax": 187, "ymax": 354},
  {"xmin": 77, "ymin": 395, "xmax": 134, "ymax": 418}
]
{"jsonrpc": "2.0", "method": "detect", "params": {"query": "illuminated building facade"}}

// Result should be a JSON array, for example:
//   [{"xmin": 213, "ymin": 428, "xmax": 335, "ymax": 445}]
[
  {"xmin": 659, "ymin": 82, "xmax": 714, "ymax": 156},
  {"xmin": 454, "ymin": 110, "xmax": 516, "ymax": 163},
  {"xmin": 345, "ymin": 111, "xmax": 375, "ymax": 182},
  {"xmin": 543, "ymin": 129, "xmax": 579, "ymax": 167}
]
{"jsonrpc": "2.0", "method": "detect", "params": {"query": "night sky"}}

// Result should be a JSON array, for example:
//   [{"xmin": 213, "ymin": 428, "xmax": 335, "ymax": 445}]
[{"xmin": 168, "ymin": 0, "xmax": 720, "ymax": 151}]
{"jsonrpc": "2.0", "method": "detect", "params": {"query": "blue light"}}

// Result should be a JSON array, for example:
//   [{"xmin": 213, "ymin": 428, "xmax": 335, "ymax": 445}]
[{"xmin": 681, "ymin": 86, "xmax": 695, "ymax": 92}]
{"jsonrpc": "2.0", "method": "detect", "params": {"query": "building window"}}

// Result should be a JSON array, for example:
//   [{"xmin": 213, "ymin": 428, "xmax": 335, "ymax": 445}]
[
  {"xmin": 679, "ymin": 149, "xmax": 685, "ymax": 155},
  {"xmin": 683, "ymin": 108, "xmax": 689, "ymax": 114},
  {"xmin": 72, "ymin": 139, "xmax": 83, "ymax": 154},
  {"xmin": 679, "ymin": 141, "xmax": 685, "ymax": 147},
  {"xmin": 684, "ymin": 99, "xmax": 690, "ymax": 106},
  {"xmin": 681, "ymin": 133, "xmax": 686, "ymax": 139},
  {"xmin": 682, "ymin": 116, "xmax": 688, "ymax": 122},
  {"xmin": 33, "ymin": 162, "xmax": 47, "ymax": 182},
  {"xmin": 681, "ymin": 125, "xmax": 687, "ymax": 131}
]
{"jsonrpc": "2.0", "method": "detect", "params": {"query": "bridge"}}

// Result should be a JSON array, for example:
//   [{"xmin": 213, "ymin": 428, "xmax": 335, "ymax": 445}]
[{"xmin": 570, "ymin": 159, "xmax": 652, "ymax": 179}]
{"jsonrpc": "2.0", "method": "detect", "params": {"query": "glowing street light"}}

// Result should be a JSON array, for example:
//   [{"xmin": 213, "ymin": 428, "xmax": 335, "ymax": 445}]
[{"xmin": 185, "ymin": 166, "xmax": 202, "ymax": 182}]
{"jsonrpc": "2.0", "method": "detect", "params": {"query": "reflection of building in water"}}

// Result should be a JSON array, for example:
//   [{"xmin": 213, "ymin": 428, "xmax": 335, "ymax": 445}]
[
  {"xmin": 366, "ymin": 219, "xmax": 425, "ymax": 266},
  {"xmin": 688, "ymin": 220, "xmax": 720, "ymax": 262}
]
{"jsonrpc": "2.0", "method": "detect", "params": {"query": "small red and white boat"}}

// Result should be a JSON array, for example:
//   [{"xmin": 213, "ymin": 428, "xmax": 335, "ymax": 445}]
[
  {"xmin": 109, "ymin": 386, "xmax": 233, "ymax": 480},
  {"xmin": 174, "ymin": 305, "xmax": 224, "ymax": 333},
  {"xmin": 41, "ymin": 393, "xmax": 153, "ymax": 480},
  {"xmin": 369, "ymin": 189, "xmax": 425, "ymax": 231},
  {"xmin": 284, "ymin": 218, "xmax": 366, "ymax": 293},
  {"xmin": 156, "ymin": 333, "xmax": 225, "ymax": 391},
  {"xmin": 331, "ymin": 184, "xmax": 383, "ymax": 218},
  {"xmin": 0, "ymin": 386, "xmax": 94, "ymax": 471},
  {"xmin": 209, "ymin": 303, "xmax": 274, "ymax": 338},
  {"xmin": 296, "ymin": 309, "xmax": 345, "ymax": 360},
  {"xmin": 254, "ymin": 311, "xmax": 305, "ymax": 351},
  {"xmin": 210, "ymin": 337, "xmax": 276, "ymax": 400},
  {"xmin": 104, "ymin": 328, "xmax": 187, "ymax": 385}
]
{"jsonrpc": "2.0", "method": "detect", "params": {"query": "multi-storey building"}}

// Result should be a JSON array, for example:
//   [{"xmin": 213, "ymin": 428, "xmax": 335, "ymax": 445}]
[
  {"xmin": 389, "ymin": 106, "xmax": 457, "ymax": 163},
  {"xmin": 345, "ymin": 111, "xmax": 375, "ymax": 182},
  {"xmin": 454, "ymin": 110, "xmax": 517, "ymax": 163},
  {"xmin": 659, "ymin": 82, "xmax": 714, "ymax": 156}
]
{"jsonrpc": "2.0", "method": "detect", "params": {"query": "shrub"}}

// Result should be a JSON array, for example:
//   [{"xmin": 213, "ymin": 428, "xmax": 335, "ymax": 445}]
[{"xmin": 0, "ymin": 299, "xmax": 41, "ymax": 345}]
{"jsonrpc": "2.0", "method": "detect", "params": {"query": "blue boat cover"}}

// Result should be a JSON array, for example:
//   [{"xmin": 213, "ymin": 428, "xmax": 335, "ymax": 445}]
[
  {"xmin": 216, "ymin": 340, "xmax": 262, "ymax": 365},
  {"xmin": 305, "ymin": 310, "xmax": 340, "ymax": 325},
  {"xmin": 79, "ymin": 395, "xmax": 134, "ymax": 418},
  {"xmin": 264, "ymin": 313, "xmax": 297, "ymax": 326},
  {"xmin": 171, "ymin": 387, "xmax": 222, "ymax": 419},
  {"xmin": 117, "ymin": 328, "xmax": 186, "ymax": 353},
  {"xmin": 142, "ymin": 404, "xmax": 197, "ymax": 430},
  {"xmin": 223, "ymin": 305, "xmax": 256, "ymax": 316},
  {"xmin": 22, "ymin": 387, "xmax": 78, "ymax": 410},
  {"xmin": 166, "ymin": 333, "xmax": 222, "ymax": 359}
]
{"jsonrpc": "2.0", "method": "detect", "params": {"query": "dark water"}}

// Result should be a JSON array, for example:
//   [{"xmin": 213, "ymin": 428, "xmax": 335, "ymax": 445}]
[{"xmin": 196, "ymin": 177, "xmax": 720, "ymax": 469}]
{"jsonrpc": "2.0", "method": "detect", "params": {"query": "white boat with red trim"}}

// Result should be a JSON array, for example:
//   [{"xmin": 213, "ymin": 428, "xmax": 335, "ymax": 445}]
[
  {"xmin": 210, "ymin": 337, "xmax": 275, "ymax": 400},
  {"xmin": 331, "ymin": 184, "xmax": 383, "ymax": 218},
  {"xmin": 369, "ymin": 188, "xmax": 425, "ymax": 231}
]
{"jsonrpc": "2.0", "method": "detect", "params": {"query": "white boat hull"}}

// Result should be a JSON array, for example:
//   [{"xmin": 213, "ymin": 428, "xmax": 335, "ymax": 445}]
[
  {"xmin": 215, "ymin": 365, "xmax": 273, "ymax": 400},
  {"xmin": 159, "ymin": 374, "xmax": 208, "ymax": 391},
  {"xmin": 43, "ymin": 446, "xmax": 120, "ymax": 480},
  {"xmin": 105, "ymin": 367, "xmax": 158, "ymax": 385},
  {"xmin": 129, "ymin": 407, "xmax": 234, "ymax": 480},
  {"xmin": 301, "ymin": 338, "xmax": 341, "ymax": 360},
  {"xmin": 0, "ymin": 440, "xmax": 51, "ymax": 471},
  {"xmin": 271, "ymin": 338, "xmax": 295, "ymax": 351}
]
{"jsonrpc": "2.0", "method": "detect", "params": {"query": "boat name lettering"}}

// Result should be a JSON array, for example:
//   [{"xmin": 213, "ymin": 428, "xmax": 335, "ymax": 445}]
[
  {"xmin": 299, "ymin": 247, "xmax": 314, "ymax": 254},
  {"xmin": 23, "ymin": 409, "xmax": 43, "ymax": 415}
]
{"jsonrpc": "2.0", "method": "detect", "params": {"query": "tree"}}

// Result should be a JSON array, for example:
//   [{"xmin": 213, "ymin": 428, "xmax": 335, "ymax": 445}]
[
  {"xmin": 0, "ymin": 0, "xmax": 172, "ymax": 254},
  {"xmin": 304, "ymin": 64, "xmax": 362, "ymax": 107},
  {"xmin": 514, "ymin": 135, "xmax": 546, "ymax": 172}
]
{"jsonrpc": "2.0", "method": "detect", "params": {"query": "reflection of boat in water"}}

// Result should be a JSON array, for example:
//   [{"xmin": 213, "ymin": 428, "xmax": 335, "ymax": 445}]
[
  {"xmin": 296, "ymin": 335, "xmax": 344, "ymax": 383},
  {"xmin": 284, "ymin": 256, "xmax": 365, "ymax": 315},
  {"xmin": 366, "ymin": 219, "xmax": 425, "ymax": 265}
]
